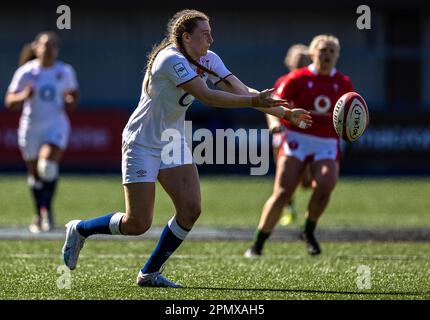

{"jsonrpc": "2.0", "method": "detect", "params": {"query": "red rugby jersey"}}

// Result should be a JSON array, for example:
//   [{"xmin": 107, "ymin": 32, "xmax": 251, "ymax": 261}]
[{"xmin": 274, "ymin": 65, "xmax": 354, "ymax": 138}]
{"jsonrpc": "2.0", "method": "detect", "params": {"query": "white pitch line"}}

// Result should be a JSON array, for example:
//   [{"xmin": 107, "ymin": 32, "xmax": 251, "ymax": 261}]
[
  {"xmin": 5, "ymin": 253, "xmax": 430, "ymax": 261},
  {"xmin": 0, "ymin": 226, "xmax": 429, "ymax": 241}
]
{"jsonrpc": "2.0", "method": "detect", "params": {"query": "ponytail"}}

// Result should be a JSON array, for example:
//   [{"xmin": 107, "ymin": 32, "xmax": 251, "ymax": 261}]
[{"xmin": 19, "ymin": 43, "xmax": 36, "ymax": 66}]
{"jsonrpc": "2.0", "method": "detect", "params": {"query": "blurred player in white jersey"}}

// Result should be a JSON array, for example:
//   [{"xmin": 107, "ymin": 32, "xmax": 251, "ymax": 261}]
[
  {"xmin": 61, "ymin": 9, "xmax": 312, "ymax": 288},
  {"xmin": 5, "ymin": 32, "xmax": 79, "ymax": 233}
]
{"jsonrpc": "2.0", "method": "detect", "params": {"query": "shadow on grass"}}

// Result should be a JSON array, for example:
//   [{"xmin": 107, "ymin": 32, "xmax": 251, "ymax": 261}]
[{"xmin": 185, "ymin": 286, "xmax": 428, "ymax": 296}]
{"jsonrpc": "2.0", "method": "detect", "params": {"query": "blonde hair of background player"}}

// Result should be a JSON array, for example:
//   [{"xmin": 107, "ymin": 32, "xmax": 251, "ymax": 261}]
[{"xmin": 309, "ymin": 34, "xmax": 340, "ymax": 75}]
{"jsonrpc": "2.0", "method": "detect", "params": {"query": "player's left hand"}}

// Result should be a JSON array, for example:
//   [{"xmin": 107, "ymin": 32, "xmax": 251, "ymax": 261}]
[
  {"xmin": 286, "ymin": 108, "xmax": 313, "ymax": 129},
  {"xmin": 63, "ymin": 90, "xmax": 79, "ymax": 112}
]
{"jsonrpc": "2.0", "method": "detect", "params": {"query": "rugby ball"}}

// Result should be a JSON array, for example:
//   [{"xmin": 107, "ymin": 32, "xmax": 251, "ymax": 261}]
[{"xmin": 333, "ymin": 92, "xmax": 369, "ymax": 142}]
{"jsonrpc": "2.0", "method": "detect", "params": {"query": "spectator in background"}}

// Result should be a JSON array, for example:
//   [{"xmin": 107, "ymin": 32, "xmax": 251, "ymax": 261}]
[
  {"xmin": 245, "ymin": 35, "xmax": 354, "ymax": 257},
  {"xmin": 265, "ymin": 44, "xmax": 313, "ymax": 226},
  {"xmin": 4, "ymin": 31, "xmax": 79, "ymax": 233}
]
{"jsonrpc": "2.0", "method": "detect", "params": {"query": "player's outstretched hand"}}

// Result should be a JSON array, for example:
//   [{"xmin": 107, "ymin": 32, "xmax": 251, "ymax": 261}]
[
  {"xmin": 252, "ymin": 88, "xmax": 289, "ymax": 108},
  {"xmin": 286, "ymin": 108, "xmax": 313, "ymax": 129}
]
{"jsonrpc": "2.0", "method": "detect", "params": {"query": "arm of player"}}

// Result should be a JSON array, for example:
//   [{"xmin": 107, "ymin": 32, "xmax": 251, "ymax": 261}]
[
  {"xmin": 179, "ymin": 76, "xmax": 288, "ymax": 109},
  {"xmin": 266, "ymin": 114, "xmax": 283, "ymax": 133},
  {"xmin": 64, "ymin": 89, "xmax": 79, "ymax": 112},
  {"xmin": 4, "ymin": 85, "xmax": 33, "ymax": 111},
  {"xmin": 216, "ymin": 75, "xmax": 312, "ymax": 129}
]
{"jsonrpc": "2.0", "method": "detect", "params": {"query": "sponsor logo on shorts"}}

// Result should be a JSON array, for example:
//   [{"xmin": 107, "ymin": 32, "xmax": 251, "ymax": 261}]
[{"xmin": 136, "ymin": 170, "xmax": 147, "ymax": 177}]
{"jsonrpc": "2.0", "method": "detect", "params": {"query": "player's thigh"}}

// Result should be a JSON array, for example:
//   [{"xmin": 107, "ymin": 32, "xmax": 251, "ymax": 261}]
[
  {"xmin": 123, "ymin": 182, "xmax": 156, "ymax": 228},
  {"xmin": 274, "ymin": 155, "xmax": 306, "ymax": 194},
  {"xmin": 301, "ymin": 164, "xmax": 313, "ymax": 188},
  {"xmin": 157, "ymin": 164, "xmax": 201, "ymax": 217},
  {"xmin": 18, "ymin": 130, "xmax": 40, "ymax": 163},
  {"xmin": 310, "ymin": 159, "xmax": 339, "ymax": 191},
  {"xmin": 38, "ymin": 121, "xmax": 70, "ymax": 162}
]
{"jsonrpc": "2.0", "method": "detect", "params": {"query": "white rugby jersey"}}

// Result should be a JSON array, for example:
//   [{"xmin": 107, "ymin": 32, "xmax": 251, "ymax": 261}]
[
  {"xmin": 8, "ymin": 59, "xmax": 78, "ymax": 128},
  {"xmin": 123, "ymin": 45, "xmax": 231, "ymax": 149}
]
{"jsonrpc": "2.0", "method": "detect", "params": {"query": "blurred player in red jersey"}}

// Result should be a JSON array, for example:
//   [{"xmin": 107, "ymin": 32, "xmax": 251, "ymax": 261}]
[
  {"xmin": 246, "ymin": 35, "xmax": 354, "ymax": 257},
  {"xmin": 266, "ymin": 44, "xmax": 312, "ymax": 226}
]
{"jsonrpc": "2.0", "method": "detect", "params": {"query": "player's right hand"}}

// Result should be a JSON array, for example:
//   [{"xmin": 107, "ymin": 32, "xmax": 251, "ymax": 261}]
[{"xmin": 252, "ymin": 88, "xmax": 289, "ymax": 108}]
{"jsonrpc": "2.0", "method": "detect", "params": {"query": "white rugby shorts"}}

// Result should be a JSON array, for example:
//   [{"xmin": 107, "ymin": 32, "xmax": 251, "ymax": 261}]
[
  {"xmin": 272, "ymin": 130, "xmax": 286, "ymax": 148},
  {"xmin": 278, "ymin": 130, "xmax": 340, "ymax": 163},
  {"xmin": 121, "ymin": 140, "xmax": 193, "ymax": 184},
  {"xmin": 18, "ymin": 119, "xmax": 70, "ymax": 161}
]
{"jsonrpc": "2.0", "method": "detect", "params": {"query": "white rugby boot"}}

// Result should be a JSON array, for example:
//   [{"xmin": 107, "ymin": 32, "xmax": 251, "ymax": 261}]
[
  {"xmin": 62, "ymin": 220, "xmax": 85, "ymax": 270},
  {"xmin": 136, "ymin": 270, "xmax": 183, "ymax": 288},
  {"xmin": 40, "ymin": 207, "xmax": 53, "ymax": 232}
]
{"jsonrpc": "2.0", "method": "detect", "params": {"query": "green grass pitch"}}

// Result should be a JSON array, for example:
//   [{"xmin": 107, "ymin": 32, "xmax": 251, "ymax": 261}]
[
  {"xmin": 0, "ymin": 240, "xmax": 429, "ymax": 300},
  {"xmin": 1, "ymin": 175, "xmax": 430, "ymax": 227},
  {"xmin": 0, "ymin": 175, "xmax": 429, "ymax": 300}
]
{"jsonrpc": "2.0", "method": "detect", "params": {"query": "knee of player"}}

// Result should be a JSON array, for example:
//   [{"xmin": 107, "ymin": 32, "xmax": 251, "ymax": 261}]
[
  {"xmin": 274, "ymin": 187, "xmax": 289, "ymax": 202},
  {"xmin": 314, "ymin": 177, "xmax": 337, "ymax": 193},
  {"xmin": 37, "ymin": 159, "xmax": 59, "ymax": 182},
  {"xmin": 122, "ymin": 216, "xmax": 152, "ymax": 236},
  {"xmin": 189, "ymin": 201, "xmax": 202, "ymax": 218},
  {"xmin": 180, "ymin": 201, "xmax": 202, "ymax": 222}
]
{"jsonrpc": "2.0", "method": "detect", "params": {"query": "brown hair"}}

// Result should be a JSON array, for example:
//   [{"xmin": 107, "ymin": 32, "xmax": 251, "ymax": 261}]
[
  {"xmin": 19, "ymin": 43, "xmax": 36, "ymax": 67},
  {"xmin": 18, "ymin": 31, "xmax": 59, "ymax": 66},
  {"xmin": 284, "ymin": 44, "xmax": 311, "ymax": 71},
  {"xmin": 144, "ymin": 9, "xmax": 231, "ymax": 93}
]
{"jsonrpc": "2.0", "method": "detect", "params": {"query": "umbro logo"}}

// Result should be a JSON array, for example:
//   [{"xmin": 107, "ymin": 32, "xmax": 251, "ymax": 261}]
[{"xmin": 136, "ymin": 170, "xmax": 147, "ymax": 177}]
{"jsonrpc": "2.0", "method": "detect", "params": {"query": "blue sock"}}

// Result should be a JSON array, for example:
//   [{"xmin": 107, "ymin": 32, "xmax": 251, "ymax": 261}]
[
  {"xmin": 41, "ymin": 179, "xmax": 57, "ymax": 213},
  {"xmin": 76, "ymin": 212, "xmax": 118, "ymax": 238},
  {"xmin": 30, "ymin": 183, "xmax": 44, "ymax": 217},
  {"xmin": 141, "ymin": 217, "xmax": 189, "ymax": 274}
]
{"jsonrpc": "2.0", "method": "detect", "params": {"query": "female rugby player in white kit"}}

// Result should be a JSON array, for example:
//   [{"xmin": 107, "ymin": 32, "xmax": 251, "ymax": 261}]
[
  {"xmin": 5, "ymin": 32, "xmax": 79, "ymax": 233},
  {"xmin": 62, "ymin": 9, "xmax": 312, "ymax": 288}
]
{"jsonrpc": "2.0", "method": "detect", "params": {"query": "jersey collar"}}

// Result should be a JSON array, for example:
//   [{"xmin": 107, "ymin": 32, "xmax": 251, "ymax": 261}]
[{"xmin": 308, "ymin": 63, "xmax": 337, "ymax": 77}]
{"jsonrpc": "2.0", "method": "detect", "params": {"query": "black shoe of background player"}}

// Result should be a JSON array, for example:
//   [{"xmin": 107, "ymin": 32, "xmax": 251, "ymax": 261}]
[
  {"xmin": 300, "ymin": 231, "xmax": 321, "ymax": 255},
  {"xmin": 244, "ymin": 246, "xmax": 262, "ymax": 258}
]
